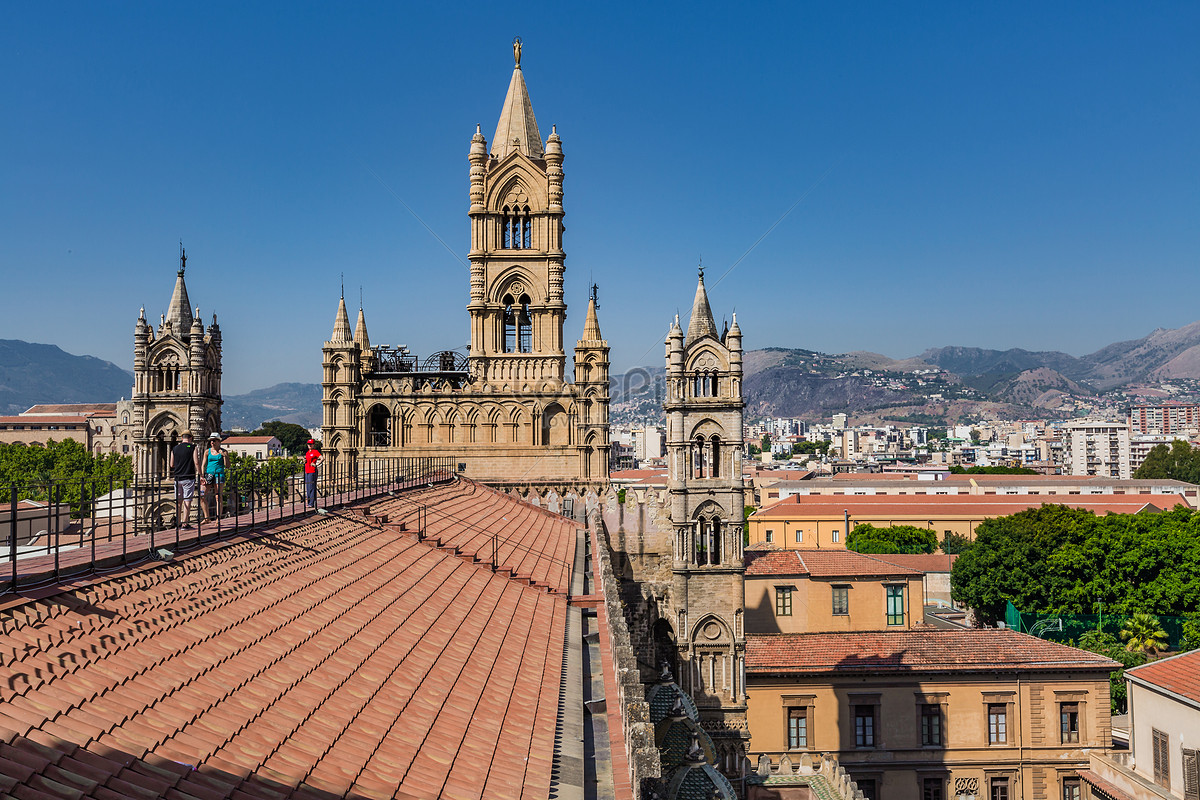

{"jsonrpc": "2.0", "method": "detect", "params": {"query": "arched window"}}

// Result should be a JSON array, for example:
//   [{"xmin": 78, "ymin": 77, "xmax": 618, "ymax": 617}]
[
  {"xmin": 694, "ymin": 517, "xmax": 721, "ymax": 566},
  {"xmin": 503, "ymin": 294, "xmax": 517, "ymax": 352},
  {"xmin": 693, "ymin": 435, "xmax": 707, "ymax": 478},
  {"xmin": 710, "ymin": 434, "xmax": 721, "ymax": 479},
  {"xmin": 518, "ymin": 294, "xmax": 532, "ymax": 353},
  {"xmin": 367, "ymin": 405, "xmax": 390, "ymax": 447},
  {"xmin": 501, "ymin": 206, "xmax": 532, "ymax": 249}
]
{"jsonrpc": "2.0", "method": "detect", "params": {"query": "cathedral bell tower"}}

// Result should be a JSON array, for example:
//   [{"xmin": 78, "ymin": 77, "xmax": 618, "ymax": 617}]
[
  {"xmin": 664, "ymin": 266, "xmax": 747, "ymax": 769},
  {"xmin": 467, "ymin": 37, "xmax": 567, "ymax": 387},
  {"xmin": 127, "ymin": 247, "xmax": 222, "ymax": 482}
]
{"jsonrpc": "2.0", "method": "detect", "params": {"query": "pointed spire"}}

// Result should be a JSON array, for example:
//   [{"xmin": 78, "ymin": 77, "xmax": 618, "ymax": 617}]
[
  {"xmin": 165, "ymin": 249, "xmax": 193, "ymax": 333},
  {"xmin": 492, "ymin": 38, "xmax": 543, "ymax": 159},
  {"xmin": 331, "ymin": 297, "xmax": 352, "ymax": 343},
  {"xmin": 354, "ymin": 305, "xmax": 370, "ymax": 350},
  {"xmin": 685, "ymin": 264, "xmax": 718, "ymax": 346},
  {"xmin": 581, "ymin": 289, "xmax": 603, "ymax": 342}
]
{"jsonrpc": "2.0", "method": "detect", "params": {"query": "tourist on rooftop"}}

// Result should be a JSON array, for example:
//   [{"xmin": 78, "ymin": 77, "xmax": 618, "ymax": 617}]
[
  {"xmin": 169, "ymin": 431, "xmax": 199, "ymax": 529},
  {"xmin": 304, "ymin": 439, "xmax": 321, "ymax": 508}
]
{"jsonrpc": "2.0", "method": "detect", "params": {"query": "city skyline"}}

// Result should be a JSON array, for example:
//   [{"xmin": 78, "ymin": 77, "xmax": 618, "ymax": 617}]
[{"xmin": 3, "ymin": 3, "xmax": 1198, "ymax": 394}]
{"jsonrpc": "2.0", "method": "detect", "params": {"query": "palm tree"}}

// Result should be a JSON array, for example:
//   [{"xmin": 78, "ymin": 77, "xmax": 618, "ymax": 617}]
[{"xmin": 1120, "ymin": 612, "xmax": 1169, "ymax": 659}]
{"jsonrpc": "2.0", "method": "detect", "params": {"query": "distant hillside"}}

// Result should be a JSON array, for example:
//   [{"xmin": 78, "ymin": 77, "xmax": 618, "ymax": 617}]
[
  {"xmin": 921, "ymin": 321, "xmax": 1200, "ymax": 391},
  {"xmin": 222, "ymin": 383, "xmax": 323, "ymax": 431},
  {"xmin": 919, "ymin": 346, "xmax": 1083, "ymax": 378},
  {"xmin": 0, "ymin": 340, "xmax": 132, "ymax": 415}
]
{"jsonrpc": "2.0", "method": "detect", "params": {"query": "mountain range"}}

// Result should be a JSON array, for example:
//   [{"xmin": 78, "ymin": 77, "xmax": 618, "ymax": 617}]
[{"xmin": 6, "ymin": 320, "xmax": 1200, "ymax": 428}]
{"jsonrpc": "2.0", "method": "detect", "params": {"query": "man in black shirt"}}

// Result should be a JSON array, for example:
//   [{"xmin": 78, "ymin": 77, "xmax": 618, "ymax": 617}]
[{"xmin": 169, "ymin": 432, "xmax": 200, "ymax": 529}]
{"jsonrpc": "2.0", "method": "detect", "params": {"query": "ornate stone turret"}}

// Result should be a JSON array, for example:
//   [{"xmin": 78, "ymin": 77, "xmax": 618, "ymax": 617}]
[
  {"xmin": 322, "ymin": 295, "xmax": 361, "ymax": 474},
  {"xmin": 125, "ymin": 250, "xmax": 222, "ymax": 485},
  {"xmin": 573, "ymin": 286, "xmax": 611, "ymax": 480},
  {"xmin": 662, "ymin": 264, "xmax": 748, "ymax": 777}
]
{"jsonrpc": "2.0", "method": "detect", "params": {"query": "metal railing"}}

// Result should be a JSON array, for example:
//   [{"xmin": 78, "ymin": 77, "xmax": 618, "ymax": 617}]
[{"xmin": 2, "ymin": 456, "xmax": 457, "ymax": 596}]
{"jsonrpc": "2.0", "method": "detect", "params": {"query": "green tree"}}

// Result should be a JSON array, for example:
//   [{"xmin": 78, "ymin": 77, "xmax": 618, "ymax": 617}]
[
  {"xmin": 0, "ymin": 439, "xmax": 133, "ymax": 517},
  {"xmin": 846, "ymin": 523, "xmax": 937, "ymax": 555},
  {"xmin": 791, "ymin": 440, "xmax": 832, "ymax": 457},
  {"xmin": 1180, "ymin": 615, "xmax": 1200, "ymax": 653},
  {"xmin": 1075, "ymin": 629, "xmax": 1145, "ymax": 713},
  {"xmin": 949, "ymin": 465, "xmax": 1039, "ymax": 475},
  {"xmin": 940, "ymin": 530, "xmax": 973, "ymax": 555},
  {"xmin": 761, "ymin": 434, "xmax": 771, "ymax": 452},
  {"xmin": 951, "ymin": 504, "xmax": 1200, "ymax": 626},
  {"xmin": 1120, "ymin": 612, "xmax": 1169, "ymax": 659},
  {"xmin": 1134, "ymin": 440, "xmax": 1200, "ymax": 483},
  {"xmin": 226, "ymin": 452, "xmax": 303, "ymax": 511},
  {"xmin": 253, "ymin": 421, "xmax": 316, "ymax": 456}
]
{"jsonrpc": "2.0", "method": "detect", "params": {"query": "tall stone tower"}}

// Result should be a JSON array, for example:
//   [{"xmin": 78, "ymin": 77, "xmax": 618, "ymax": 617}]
[
  {"xmin": 319, "ymin": 40, "xmax": 610, "ymax": 492},
  {"xmin": 664, "ymin": 267, "xmax": 747, "ymax": 766},
  {"xmin": 125, "ymin": 249, "xmax": 222, "ymax": 480}
]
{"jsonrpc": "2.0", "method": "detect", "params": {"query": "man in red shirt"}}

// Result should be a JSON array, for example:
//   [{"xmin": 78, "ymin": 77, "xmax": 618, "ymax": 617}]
[{"xmin": 303, "ymin": 439, "xmax": 321, "ymax": 508}]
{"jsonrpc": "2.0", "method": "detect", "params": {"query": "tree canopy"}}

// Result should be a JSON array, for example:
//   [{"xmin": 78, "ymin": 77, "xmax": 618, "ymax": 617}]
[
  {"xmin": 0, "ymin": 439, "xmax": 133, "ymax": 517},
  {"xmin": 846, "ymin": 523, "xmax": 938, "ymax": 555},
  {"xmin": 1133, "ymin": 440, "xmax": 1200, "ymax": 484},
  {"xmin": 951, "ymin": 505, "xmax": 1200, "ymax": 625},
  {"xmin": 948, "ymin": 465, "xmax": 1040, "ymax": 475},
  {"xmin": 252, "ymin": 421, "xmax": 316, "ymax": 456}
]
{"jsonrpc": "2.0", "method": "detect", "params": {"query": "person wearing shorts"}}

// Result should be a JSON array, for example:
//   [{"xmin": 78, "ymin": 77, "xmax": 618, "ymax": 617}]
[
  {"xmin": 169, "ymin": 432, "xmax": 200, "ymax": 529},
  {"xmin": 201, "ymin": 432, "xmax": 227, "ymax": 521}
]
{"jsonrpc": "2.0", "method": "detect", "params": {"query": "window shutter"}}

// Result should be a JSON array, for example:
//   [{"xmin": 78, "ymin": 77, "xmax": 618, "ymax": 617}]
[{"xmin": 1183, "ymin": 748, "xmax": 1199, "ymax": 800}]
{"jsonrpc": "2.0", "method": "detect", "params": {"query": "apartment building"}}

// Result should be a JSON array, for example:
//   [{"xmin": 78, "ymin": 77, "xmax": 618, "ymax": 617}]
[
  {"xmin": 1063, "ymin": 421, "xmax": 1132, "ymax": 479},
  {"xmin": 1129, "ymin": 402, "xmax": 1200, "ymax": 436}
]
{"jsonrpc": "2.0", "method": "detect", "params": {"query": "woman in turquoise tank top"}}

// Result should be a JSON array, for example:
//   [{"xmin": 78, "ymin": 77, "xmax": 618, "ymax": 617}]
[{"xmin": 201, "ymin": 433, "xmax": 227, "ymax": 522}]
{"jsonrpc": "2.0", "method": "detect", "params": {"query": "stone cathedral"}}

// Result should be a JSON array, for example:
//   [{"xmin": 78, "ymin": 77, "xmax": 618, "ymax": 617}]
[{"xmin": 321, "ymin": 42, "xmax": 611, "ymax": 491}]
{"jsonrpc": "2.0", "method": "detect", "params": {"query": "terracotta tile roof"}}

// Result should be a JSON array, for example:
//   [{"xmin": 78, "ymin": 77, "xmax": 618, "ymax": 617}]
[
  {"xmin": 744, "ymin": 550, "xmax": 804, "ymax": 576},
  {"xmin": 867, "ymin": 553, "xmax": 959, "ymax": 573},
  {"xmin": 22, "ymin": 404, "xmax": 118, "ymax": 415},
  {"xmin": 0, "ymin": 477, "xmax": 576, "ymax": 799},
  {"xmin": 1125, "ymin": 648, "xmax": 1200, "ymax": 707},
  {"xmin": 744, "ymin": 549, "xmax": 923, "ymax": 578},
  {"xmin": 746, "ymin": 630, "xmax": 1121, "ymax": 674},
  {"xmin": 751, "ymin": 494, "xmax": 1178, "ymax": 518},
  {"xmin": 0, "ymin": 416, "xmax": 92, "ymax": 425},
  {"xmin": 1077, "ymin": 770, "xmax": 1136, "ymax": 800},
  {"xmin": 221, "ymin": 436, "xmax": 280, "ymax": 445}
]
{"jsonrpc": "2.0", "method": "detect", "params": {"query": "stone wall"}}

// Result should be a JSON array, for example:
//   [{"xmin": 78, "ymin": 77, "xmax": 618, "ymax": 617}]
[{"xmin": 589, "ymin": 508, "xmax": 660, "ymax": 792}]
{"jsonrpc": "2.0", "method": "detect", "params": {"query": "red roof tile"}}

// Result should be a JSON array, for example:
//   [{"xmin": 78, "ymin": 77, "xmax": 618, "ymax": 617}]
[
  {"xmin": 0, "ymin": 477, "xmax": 575, "ymax": 799},
  {"xmin": 747, "ymin": 629, "xmax": 1121, "ymax": 674},
  {"xmin": 867, "ymin": 553, "xmax": 958, "ymax": 573},
  {"xmin": 744, "ymin": 549, "xmax": 924, "ymax": 578},
  {"xmin": 1125, "ymin": 649, "xmax": 1200, "ymax": 706}
]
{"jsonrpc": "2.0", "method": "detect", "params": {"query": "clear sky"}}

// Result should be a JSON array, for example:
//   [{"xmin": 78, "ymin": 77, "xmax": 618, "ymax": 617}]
[{"xmin": 3, "ymin": 2, "xmax": 1197, "ymax": 394}]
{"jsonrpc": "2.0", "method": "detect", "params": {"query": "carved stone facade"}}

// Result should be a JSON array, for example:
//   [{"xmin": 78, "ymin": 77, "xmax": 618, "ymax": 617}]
[
  {"xmin": 664, "ymin": 271, "xmax": 748, "ymax": 768},
  {"xmin": 121, "ymin": 255, "xmax": 223, "ymax": 481},
  {"xmin": 321, "ymin": 47, "xmax": 610, "ymax": 492}
]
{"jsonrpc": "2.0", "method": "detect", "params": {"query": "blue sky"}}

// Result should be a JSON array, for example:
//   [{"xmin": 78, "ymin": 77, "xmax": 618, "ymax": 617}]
[{"xmin": 2, "ymin": 3, "xmax": 1197, "ymax": 394}]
